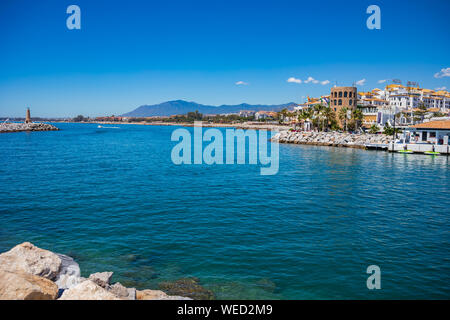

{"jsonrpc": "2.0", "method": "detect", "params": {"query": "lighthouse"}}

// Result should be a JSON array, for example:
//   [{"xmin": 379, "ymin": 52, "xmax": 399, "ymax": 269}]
[{"xmin": 25, "ymin": 108, "xmax": 31, "ymax": 123}]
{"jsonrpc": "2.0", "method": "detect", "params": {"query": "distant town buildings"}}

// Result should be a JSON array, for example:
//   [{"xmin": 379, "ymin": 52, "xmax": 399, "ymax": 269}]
[
  {"xmin": 90, "ymin": 83, "xmax": 449, "ymax": 131},
  {"xmin": 239, "ymin": 110, "xmax": 256, "ymax": 118},
  {"xmin": 356, "ymin": 84, "xmax": 450, "ymax": 128},
  {"xmin": 254, "ymin": 111, "xmax": 277, "ymax": 120},
  {"xmin": 94, "ymin": 116, "xmax": 123, "ymax": 122},
  {"xmin": 291, "ymin": 83, "xmax": 450, "ymax": 130}
]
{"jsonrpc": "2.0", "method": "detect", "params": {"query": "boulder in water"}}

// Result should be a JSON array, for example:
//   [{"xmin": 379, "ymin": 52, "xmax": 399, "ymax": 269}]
[
  {"xmin": 59, "ymin": 280, "xmax": 120, "ymax": 300},
  {"xmin": 0, "ymin": 269, "xmax": 58, "ymax": 300},
  {"xmin": 0, "ymin": 242, "xmax": 61, "ymax": 280},
  {"xmin": 158, "ymin": 277, "xmax": 215, "ymax": 300}
]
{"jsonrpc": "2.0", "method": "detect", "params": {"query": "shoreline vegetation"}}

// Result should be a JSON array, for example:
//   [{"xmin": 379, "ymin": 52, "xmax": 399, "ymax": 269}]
[
  {"xmin": 87, "ymin": 120, "xmax": 290, "ymax": 131},
  {"xmin": 0, "ymin": 242, "xmax": 214, "ymax": 300}
]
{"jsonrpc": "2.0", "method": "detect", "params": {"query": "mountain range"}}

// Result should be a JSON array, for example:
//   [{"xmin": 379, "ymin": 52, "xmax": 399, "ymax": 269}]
[{"xmin": 121, "ymin": 100, "xmax": 297, "ymax": 117}]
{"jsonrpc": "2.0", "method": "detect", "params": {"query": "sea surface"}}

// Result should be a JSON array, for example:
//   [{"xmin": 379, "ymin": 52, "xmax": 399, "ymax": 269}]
[{"xmin": 0, "ymin": 123, "xmax": 449, "ymax": 299}]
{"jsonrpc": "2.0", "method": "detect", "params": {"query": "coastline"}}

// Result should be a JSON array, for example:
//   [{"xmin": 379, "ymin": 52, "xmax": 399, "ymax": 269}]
[
  {"xmin": 57, "ymin": 120, "xmax": 291, "ymax": 131},
  {"xmin": 0, "ymin": 242, "xmax": 201, "ymax": 300}
]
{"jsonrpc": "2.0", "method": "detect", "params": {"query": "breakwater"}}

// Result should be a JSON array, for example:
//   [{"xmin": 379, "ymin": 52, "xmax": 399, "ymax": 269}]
[
  {"xmin": 272, "ymin": 130, "xmax": 392, "ymax": 149},
  {"xmin": 0, "ymin": 122, "xmax": 59, "ymax": 133}
]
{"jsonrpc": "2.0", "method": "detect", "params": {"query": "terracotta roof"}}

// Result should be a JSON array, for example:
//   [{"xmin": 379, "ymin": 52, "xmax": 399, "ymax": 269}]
[
  {"xmin": 410, "ymin": 120, "xmax": 450, "ymax": 130},
  {"xmin": 386, "ymin": 84, "xmax": 404, "ymax": 89}
]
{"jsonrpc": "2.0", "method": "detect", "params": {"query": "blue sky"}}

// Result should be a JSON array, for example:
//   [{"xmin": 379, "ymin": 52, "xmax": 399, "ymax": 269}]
[{"xmin": 0, "ymin": 0, "xmax": 449, "ymax": 117}]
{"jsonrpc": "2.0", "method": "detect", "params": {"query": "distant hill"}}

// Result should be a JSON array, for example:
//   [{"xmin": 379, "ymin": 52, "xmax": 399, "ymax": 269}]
[{"xmin": 121, "ymin": 100, "xmax": 297, "ymax": 117}]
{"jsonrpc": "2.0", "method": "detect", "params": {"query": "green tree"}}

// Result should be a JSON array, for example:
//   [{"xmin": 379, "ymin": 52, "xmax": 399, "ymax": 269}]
[
  {"xmin": 73, "ymin": 115, "xmax": 86, "ymax": 122},
  {"xmin": 369, "ymin": 124, "xmax": 380, "ymax": 134},
  {"xmin": 186, "ymin": 110, "xmax": 203, "ymax": 121},
  {"xmin": 338, "ymin": 107, "xmax": 349, "ymax": 131},
  {"xmin": 413, "ymin": 102, "xmax": 427, "ymax": 123},
  {"xmin": 277, "ymin": 108, "xmax": 289, "ymax": 124},
  {"xmin": 321, "ymin": 107, "xmax": 336, "ymax": 131},
  {"xmin": 383, "ymin": 123, "xmax": 401, "ymax": 135},
  {"xmin": 311, "ymin": 104, "xmax": 326, "ymax": 131},
  {"xmin": 352, "ymin": 108, "xmax": 364, "ymax": 132}
]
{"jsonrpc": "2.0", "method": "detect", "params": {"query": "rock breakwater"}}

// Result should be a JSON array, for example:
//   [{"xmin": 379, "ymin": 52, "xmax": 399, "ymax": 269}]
[
  {"xmin": 272, "ymin": 131, "xmax": 392, "ymax": 149},
  {"xmin": 0, "ymin": 123, "xmax": 59, "ymax": 133},
  {"xmin": 0, "ymin": 242, "xmax": 191, "ymax": 300}
]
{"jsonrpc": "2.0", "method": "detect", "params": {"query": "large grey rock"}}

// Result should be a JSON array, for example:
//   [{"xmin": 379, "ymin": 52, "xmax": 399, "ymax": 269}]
[
  {"xmin": 0, "ymin": 269, "xmax": 58, "ymax": 300},
  {"xmin": 136, "ymin": 289, "xmax": 192, "ymax": 300},
  {"xmin": 88, "ymin": 271, "xmax": 113, "ymax": 288},
  {"xmin": 54, "ymin": 254, "xmax": 82, "ymax": 289},
  {"xmin": 0, "ymin": 242, "xmax": 61, "ymax": 280},
  {"xmin": 109, "ymin": 282, "xmax": 136, "ymax": 300},
  {"xmin": 59, "ymin": 280, "xmax": 120, "ymax": 300}
]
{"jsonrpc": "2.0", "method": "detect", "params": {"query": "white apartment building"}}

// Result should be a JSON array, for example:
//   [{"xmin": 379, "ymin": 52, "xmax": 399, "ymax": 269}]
[
  {"xmin": 357, "ymin": 84, "xmax": 450, "ymax": 128},
  {"xmin": 383, "ymin": 85, "xmax": 449, "ymax": 112}
]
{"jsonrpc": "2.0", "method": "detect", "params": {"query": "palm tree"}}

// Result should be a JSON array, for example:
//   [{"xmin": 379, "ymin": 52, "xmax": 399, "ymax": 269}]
[
  {"xmin": 369, "ymin": 124, "xmax": 379, "ymax": 134},
  {"xmin": 298, "ymin": 109, "xmax": 312, "ymax": 130},
  {"xmin": 312, "ymin": 104, "xmax": 327, "ymax": 131},
  {"xmin": 321, "ymin": 107, "xmax": 335, "ymax": 131},
  {"xmin": 278, "ymin": 108, "xmax": 289, "ymax": 124},
  {"xmin": 352, "ymin": 108, "xmax": 364, "ymax": 132},
  {"xmin": 338, "ymin": 107, "xmax": 348, "ymax": 131}
]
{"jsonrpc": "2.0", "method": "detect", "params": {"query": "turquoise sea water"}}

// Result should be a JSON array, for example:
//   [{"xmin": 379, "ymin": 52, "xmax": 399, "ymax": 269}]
[{"xmin": 0, "ymin": 123, "xmax": 449, "ymax": 299}]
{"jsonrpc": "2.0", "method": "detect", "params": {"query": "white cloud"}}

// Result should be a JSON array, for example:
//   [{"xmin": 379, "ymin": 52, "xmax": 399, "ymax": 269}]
[
  {"xmin": 355, "ymin": 79, "xmax": 366, "ymax": 86},
  {"xmin": 287, "ymin": 77, "xmax": 302, "ymax": 84},
  {"xmin": 434, "ymin": 67, "xmax": 450, "ymax": 78},
  {"xmin": 378, "ymin": 79, "xmax": 387, "ymax": 83},
  {"xmin": 235, "ymin": 81, "xmax": 248, "ymax": 85},
  {"xmin": 304, "ymin": 76, "xmax": 319, "ymax": 84},
  {"xmin": 435, "ymin": 86, "xmax": 447, "ymax": 91},
  {"xmin": 288, "ymin": 76, "xmax": 329, "ymax": 85}
]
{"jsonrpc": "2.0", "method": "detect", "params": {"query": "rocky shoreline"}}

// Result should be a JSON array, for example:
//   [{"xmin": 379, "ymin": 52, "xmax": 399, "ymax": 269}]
[
  {"xmin": 0, "ymin": 242, "xmax": 194, "ymax": 300},
  {"xmin": 0, "ymin": 122, "xmax": 59, "ymax": 133},
  {"xmin": 272, "ymin": 130, "xmax": 392, "ymax": 149}
]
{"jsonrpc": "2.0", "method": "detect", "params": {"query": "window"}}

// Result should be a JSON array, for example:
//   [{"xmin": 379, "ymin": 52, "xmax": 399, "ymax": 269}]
[
  {"xmin": 334, "ymin": 99, "xmax": 337, "ymax": 105},
  {"xmin": 349, "ymin": 92, "xmax": 352, "ymax": 98},
  {"xmin": 334, "ymin": 92, "xmax": 337, "ymax": 98},
  {"xmin": 339, "ymin": 92, "xmax": 342, "ymax": 97},
  {"xmin": 422, "ymin": 132, "xmax": 427, "ymax": 141},
  {"xmin": 349, "ymin": 99, "xmax": 352, "ymax": 105},
  {"xmin": 344, "ymin": 92, "xmax": 348, "ymax": 98},
  {"xmin": 338, "ymin": 99, "xmax": 342, "ymax": 105}
]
